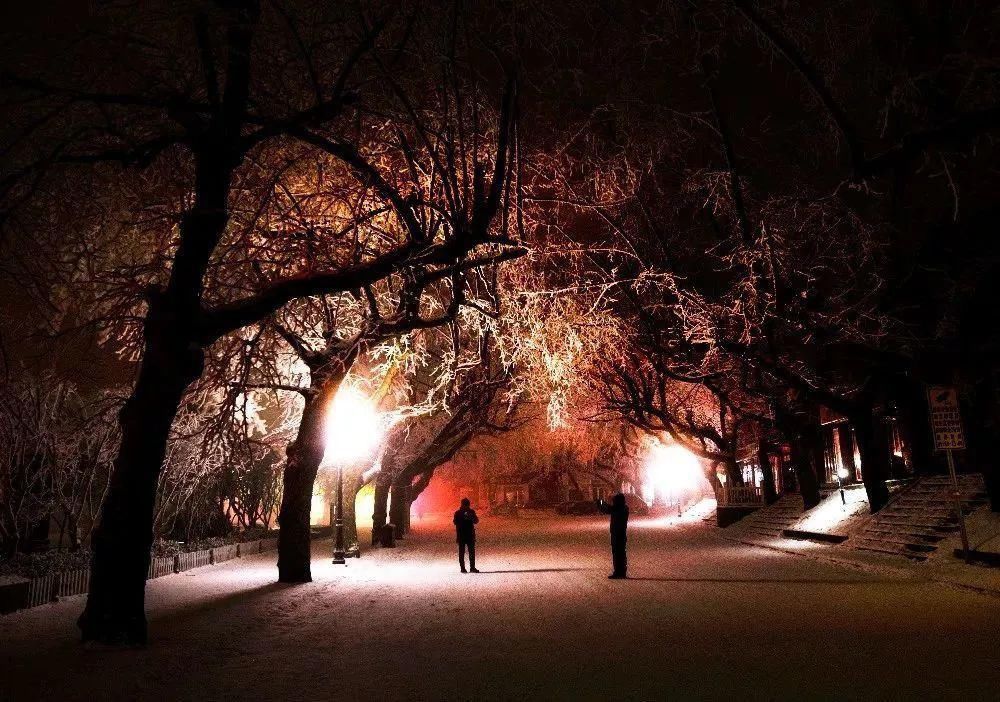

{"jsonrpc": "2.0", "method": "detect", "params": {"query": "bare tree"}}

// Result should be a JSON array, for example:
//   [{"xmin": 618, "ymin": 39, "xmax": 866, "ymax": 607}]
[
  {"xmin": 0, "ymin": 377, "xmax": 59, "ymax": 555},
  {"xmin": 0, "ymin": 1, "xmax": 523, "ymax": 643},
  {"xmin": 371, "ymin": 328, "xmax": 520, "ymax": 539}
]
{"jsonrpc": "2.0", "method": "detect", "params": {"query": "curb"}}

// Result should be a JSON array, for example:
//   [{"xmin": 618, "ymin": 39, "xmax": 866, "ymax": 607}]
[
  {"xmin": 953, "ymin": 548, "xmax": 1000, "ymax": 568},
  {"xmin": 781, "ymin": 529, "xmax": 849, "ymax": 544}
]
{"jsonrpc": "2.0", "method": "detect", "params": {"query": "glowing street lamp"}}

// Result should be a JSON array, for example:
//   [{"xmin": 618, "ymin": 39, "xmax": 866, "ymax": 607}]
[
  {"xmin": 646, "ymin": 443, "xmax": 702, "ymax": 516},
  {"xmin": 324, "ymin": 385, "xmax": 381, "ymax": 564}
]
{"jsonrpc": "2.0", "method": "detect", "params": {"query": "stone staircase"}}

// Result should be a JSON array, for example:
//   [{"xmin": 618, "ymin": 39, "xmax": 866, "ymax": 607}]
[
  {"xmin": 852, "ymin": 474, "xmax": 989, "ymax": 561},
  {"xmin": 729, "ymin": 494, "xmax": 806, "ymax": 540}
]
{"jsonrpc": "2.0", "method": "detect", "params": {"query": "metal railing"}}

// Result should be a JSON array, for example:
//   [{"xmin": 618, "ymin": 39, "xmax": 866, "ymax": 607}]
[{"xmin": 717, "ymin": 484, "xmax": 763, "ymax": 506}]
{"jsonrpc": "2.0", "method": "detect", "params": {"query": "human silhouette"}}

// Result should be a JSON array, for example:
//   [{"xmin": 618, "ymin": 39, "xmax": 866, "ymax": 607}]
[
  {"xmin": 597, "ymin": 493, "xmax": 629, "ymax": 579},
  {"xmin": 453, "ymin": 497, "xmax": 480, "ymax": 573}
]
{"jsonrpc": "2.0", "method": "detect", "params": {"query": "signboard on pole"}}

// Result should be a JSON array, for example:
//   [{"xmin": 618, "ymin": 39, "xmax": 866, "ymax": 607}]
[
  {"xmin": 927, "ymin": 386, "xmax": 966, "ymax": 451},
  {"xmin": 926, "ymin": 385, "xmax": 972, "ymax": 562}
]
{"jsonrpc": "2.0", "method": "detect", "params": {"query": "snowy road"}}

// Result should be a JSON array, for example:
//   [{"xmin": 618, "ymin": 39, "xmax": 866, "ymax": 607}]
[{"xmin": 2, "ymin": 513, "xmax": 998, "ymax": 701}]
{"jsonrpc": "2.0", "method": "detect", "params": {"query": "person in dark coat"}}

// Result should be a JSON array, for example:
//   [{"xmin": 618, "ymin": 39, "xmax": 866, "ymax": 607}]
[
  {"xmin": 597, "ymin": 493, "xmax": 629, "ymax": 579},
  {"xmin": 453, "ymin": 497, "xmax": 480, "ymax": 573}
]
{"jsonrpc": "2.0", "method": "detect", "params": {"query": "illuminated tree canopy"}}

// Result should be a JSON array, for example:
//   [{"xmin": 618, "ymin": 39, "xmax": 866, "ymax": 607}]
[{"xmin": 2, "ymin": 0, "xmax": 999, "ymax": 647}]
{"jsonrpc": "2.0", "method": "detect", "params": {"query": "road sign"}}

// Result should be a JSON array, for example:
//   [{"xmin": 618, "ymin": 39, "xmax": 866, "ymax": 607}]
[
  {"xmin": 927, "ymin": 386, "xmax": 965, "ymax": 451},
  {"xmin": 926, "ymin": 385, "xmax": 971, "ymax": 561}
]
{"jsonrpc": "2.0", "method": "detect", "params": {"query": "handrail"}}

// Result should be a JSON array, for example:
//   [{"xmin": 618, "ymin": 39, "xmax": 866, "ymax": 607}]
[{"xmin": 718, "ymin": 484, "xmax": 763, "ymax": 506}]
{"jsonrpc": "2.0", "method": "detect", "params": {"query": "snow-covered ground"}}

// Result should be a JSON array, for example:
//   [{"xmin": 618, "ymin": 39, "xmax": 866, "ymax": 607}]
[{"xmin": 2, "ymin": 512, "xmax": 998, "ymax": 701}]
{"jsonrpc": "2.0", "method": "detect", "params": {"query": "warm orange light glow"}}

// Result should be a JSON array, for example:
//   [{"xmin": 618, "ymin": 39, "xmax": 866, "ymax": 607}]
[
  {"xmin": 355, "ymin": 484, "xmax": 375, "ymax": 524},
  {"xmin": 311, "ymin": 489, "xmax": 328, "ymax": 525},
  {"xmin": 323, "ymin": 385, "xmax": 381, "ymax": 466}
]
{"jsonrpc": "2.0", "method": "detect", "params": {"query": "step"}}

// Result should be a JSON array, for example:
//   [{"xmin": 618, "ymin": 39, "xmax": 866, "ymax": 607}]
[
  {"xmin": 746, "ymin": 512, "xmax": 797, "ymax": 521},
  {"xmin": 875, "ymin": 518, "xmax": 957, "ymax": 531},
  {"xmin": 745, "ymin": 527, "xmax": 782, "ymax": 538},
  {"xmin": 782, "ymin": 529, "xmax": 849, "ymax": 544},
  {"xmin": 896, "ymin": 495, "xmax": 985, "ymax": 505},
  {"xmin": 857, "ymin": 533, "xmax": 939, "ymax": 552},
  {"xmin": 854, "ymin": 543, "xmax": 928, "ymax": 561},
  {"xmin": 862, "ymin": 528, "xmax": 943, "ymax": 543},
  {"xmin": 876, "ymin": 514, "xmax": 955, "ymax": 526},
  {"xmin": 887, "ymin": 507, "xmax": 962, "ymax": 516},
  {"xmin": 893, "ymin": 492, "xmax": 986, "ymax": 505},
  {"xmin": 921, "ymin": 476, "xmax": 983, "ymax": 484},
  {"xmin": 750, "ymin": 518, "xmax": 798, "ymax": 527},
  {"xmin": 921, "ymin": 475, "xmax": 983, "ymax": 482},
  {"xmin": 744, "ymin": 523, "xmax": 783, "ymax": 532}
]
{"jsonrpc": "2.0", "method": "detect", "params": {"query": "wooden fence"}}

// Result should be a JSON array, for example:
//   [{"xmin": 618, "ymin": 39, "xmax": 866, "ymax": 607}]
[
  {"xmin": 58, "ymin": 569, "xmax": 90, "ymax": 598},
  {"xmin": 176, "ymin": 549, "xmax": 212, "ymax": 572},
  {"xmin": 2, "ymin": 536, "xmax": 278, "ymax": 616},
  {"xmin": 148, "ymin": 555, "xmax": 176, "ymax": 579},
  {"xmin": 26, "ymin": 574, "xmax": 57, "ymax": 608},
  {"xmin": 212, "ymin": 544, "xmax": 239, "ymax": 563}
]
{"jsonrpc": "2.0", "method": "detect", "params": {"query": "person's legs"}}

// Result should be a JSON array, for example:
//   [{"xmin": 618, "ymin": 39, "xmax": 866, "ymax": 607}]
[
  {"xmin": 468, "ymin": 542, "xmax": 478, "ymax": 572},
  {"xmin": 459, "ymin": 542, "xmax": 467, "ymax": 572},
  {"xmin": 611, "ymin": 539, "xmax": 627, "ymax": 578}
]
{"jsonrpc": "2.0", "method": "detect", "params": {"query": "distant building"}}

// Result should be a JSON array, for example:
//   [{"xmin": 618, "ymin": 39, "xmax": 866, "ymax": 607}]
[
  {"xmin": 818, "ymin": 407, "xmax": 912, "ymax": 486},
  {"xmin": 481, "ymin": 465, "xmax": 625, "ymax": 508}
]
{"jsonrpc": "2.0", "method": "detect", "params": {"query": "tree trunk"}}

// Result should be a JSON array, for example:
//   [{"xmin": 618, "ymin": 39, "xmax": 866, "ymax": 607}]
[
  {"xmin": 372, "ymin": 478, "xmax": 390, "ymax": 545},
  {"xmin": 402, "ymin": 497, "xmax": 412, "ymax": 535},
  {"xmin": 774, "ymin": 403, "xmax": 821, "ymax": 510},
  {"xmin": 758, "ymin": 439, "xmax": 778, "ymax": 504},
  {"xmin": 74, "ymin": 5, "xmax": 260, "ymax": 644},
  {"xmin": 77, "ymin": 337, "xmax": 197, "ymax": 644},
  {"xmin": 67, "ymin": 514, "xmax": 81, "ymax": 552},
  {"xmin": 410, "ymin": 470, "xmax": 434, "ymax": 501},
  {"xmin": 77, "ymin": 135, "xmax": 245, "ymax": 643},
  {"xmin": 403, "ymin": 470, "xmax": 434, "ymax": 534},
  {"xmin": 704, "ymin": 461, "xmax": 723, "ymax": 496},
  {"xmin": 406, "ymin": 469, "xmax": 434, "ymax": 533},
  {"xmin": 983, "ymin": 446, "xmax": 1000, "ymax": 513},
  {"xmin": 342, "ymin": 471, "xmax": 364, "ymax": 555},
  {"xmin": 723, "ymin": 456, "xmax": 743, "ymax": 486},
  {"xmin": 790, "ymin": 429, "xmax": 822, "ymax": 510},
  {"xmin": 852, "ymin": 411, "xmax": 891, "ymax": 513},
  {"xmin": 276, "ymin": 381, "xmax": 339, "ymax": 583},
  {"xmin": 965, "ymin": 374, "xmax": 1000, "ymax": 511},
  {"xmin": 893, "ymin": 376, "xmax": 936, "ymax": 475},
  {"xmin": 389, "ymin": 480, "xmax": 408, "ymax": 540}
]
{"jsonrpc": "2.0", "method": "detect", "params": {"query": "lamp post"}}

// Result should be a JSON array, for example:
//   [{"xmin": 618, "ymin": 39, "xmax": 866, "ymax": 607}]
[
  {"xmin": 836, "ymin": 467, "xmax": 849, "ymax": 506},
  {"xmin": 332, "ymin": 462, "xmax": 346, "ymax": 564},
  {"xmin": 324, "ymin": 384, "xmax": 382, "ymax": 566}
]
